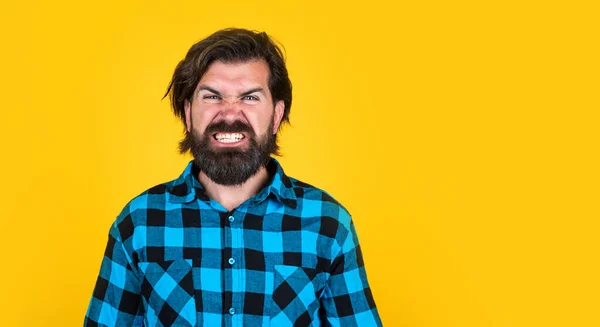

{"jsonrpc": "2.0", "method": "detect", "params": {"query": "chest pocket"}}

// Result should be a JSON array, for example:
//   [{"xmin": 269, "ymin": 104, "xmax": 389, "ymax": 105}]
[
  {"xmin": 270, "ymin": 265, "xmax": 328, "ymax": 326},
  {"xmin": 138, "ymin": 259, "xmax": 196, "ymax": 327}
]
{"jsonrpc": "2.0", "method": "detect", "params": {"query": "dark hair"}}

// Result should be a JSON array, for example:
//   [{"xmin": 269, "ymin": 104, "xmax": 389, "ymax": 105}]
[{"xmin": 164, "ymin": 28, "xmax": 293, "ymax": 154}]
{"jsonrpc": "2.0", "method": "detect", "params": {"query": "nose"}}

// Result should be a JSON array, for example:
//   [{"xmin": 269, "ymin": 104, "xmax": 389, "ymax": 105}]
[{"xmin": 219, "ymin": 98, "xmax": 243, "ymax": 122}]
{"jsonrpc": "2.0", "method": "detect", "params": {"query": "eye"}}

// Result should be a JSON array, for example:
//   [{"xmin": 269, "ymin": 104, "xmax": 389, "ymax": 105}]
[
  {"xmin": 242, "ymin": 95, "xmax": 259, "ymax": 101},
  {"xmin": 202, "ymin": 94, "xmax": 222, "ymax": 103}
]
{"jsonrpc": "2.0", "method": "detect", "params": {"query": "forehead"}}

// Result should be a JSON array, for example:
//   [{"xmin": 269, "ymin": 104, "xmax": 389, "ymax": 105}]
[{"xmin": 197, "ymin": 59, "xmax": 270, "ymax": 91}]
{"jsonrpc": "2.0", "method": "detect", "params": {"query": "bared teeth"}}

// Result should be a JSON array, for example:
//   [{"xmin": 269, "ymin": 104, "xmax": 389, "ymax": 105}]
[{"xmin": 215, "ymin": 133, "xmax": 244, "ymax": 143}]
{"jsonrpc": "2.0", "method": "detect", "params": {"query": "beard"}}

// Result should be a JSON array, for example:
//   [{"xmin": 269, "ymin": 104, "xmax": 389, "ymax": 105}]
[{"xmin": 189, "ymin": 119, "xmax": 277, "ymax": 186}]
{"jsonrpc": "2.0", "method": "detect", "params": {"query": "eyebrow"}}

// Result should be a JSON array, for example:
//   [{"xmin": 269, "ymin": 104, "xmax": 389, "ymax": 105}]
[
  {"xmin": 239, "ymin": 88, "xmax": 266, "ymax": 97},
  {"xmin": 197, "ymin": 85, "xmax": 222, "ymax": 96},
  {"xmin": 197, "ymin": 85, "xmax": 266, "ymax": 97}
]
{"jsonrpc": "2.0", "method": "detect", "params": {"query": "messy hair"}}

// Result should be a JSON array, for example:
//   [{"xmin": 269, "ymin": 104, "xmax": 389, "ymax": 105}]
[{"xmin": 164, "ymin": 28, "xmax": 293, "ymax": 154}]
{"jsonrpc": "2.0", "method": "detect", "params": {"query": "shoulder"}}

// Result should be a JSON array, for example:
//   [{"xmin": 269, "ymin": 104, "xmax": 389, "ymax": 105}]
[
  {"xmin": 109, "ymin": 179, "xmax": 178, "ymax": 242},
  {"xmin": 288, "ymin": 176, "xmax": 353, "ymax": 232}
]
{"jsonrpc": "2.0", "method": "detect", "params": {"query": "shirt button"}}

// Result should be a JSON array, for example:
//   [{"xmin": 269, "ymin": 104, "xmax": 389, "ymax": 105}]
[
  {"xmin": 228, "ymin": 216, "xmax": 235, "ymax": 223},
  {"xmin": 229, "ymin": 307, "xmax": 236, "ymax": 315},
  {"xmin": 228, "ymin": 257, "xmax": 235, "ymax": 265}
]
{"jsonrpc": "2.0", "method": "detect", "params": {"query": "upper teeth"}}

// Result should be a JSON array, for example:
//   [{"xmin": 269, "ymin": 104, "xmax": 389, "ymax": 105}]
[{"xmin": 215, "ymin": 133, "xmax": 244, "ymax": 143}]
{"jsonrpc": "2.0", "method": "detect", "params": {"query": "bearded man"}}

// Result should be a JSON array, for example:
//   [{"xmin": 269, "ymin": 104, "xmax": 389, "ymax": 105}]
[{"xmin": 85, "ymin": 28, "xmax": 382, "ymax": 327}]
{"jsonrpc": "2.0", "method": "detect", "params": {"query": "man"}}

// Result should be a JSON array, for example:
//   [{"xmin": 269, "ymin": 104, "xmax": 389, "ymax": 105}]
[{"xmin": 85, "ymin": 28, "xmax": 382, "ymax": 327}]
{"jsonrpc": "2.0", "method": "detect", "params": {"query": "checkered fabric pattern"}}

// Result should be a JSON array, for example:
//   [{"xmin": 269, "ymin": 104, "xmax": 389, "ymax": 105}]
[{"xmin": 85, "ymin": 158, "xmax": 382, "ymax": 327}]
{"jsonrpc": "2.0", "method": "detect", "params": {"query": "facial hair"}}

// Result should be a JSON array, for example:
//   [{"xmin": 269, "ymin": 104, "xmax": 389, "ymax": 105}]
[{"xmin": 189, "ymin": 118, "xmax": 277, "ymax": 186}]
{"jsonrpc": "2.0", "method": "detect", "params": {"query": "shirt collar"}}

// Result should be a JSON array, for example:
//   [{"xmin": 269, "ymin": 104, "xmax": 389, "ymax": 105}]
[{"xmin": 167, "ymin": 158, "xmax": 297, "ymax": 208}]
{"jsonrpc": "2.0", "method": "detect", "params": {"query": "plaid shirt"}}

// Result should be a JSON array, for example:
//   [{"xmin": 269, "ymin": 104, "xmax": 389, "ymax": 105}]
[{"xmin": 85, "ymin": 158, "xmax": 382, "ymax": 327}]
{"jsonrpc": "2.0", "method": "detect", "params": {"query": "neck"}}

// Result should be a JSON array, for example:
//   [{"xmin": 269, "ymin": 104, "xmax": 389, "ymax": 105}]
[{"xmin": 198, "ymin": 166, "xmax": 270, "ymax": 212}]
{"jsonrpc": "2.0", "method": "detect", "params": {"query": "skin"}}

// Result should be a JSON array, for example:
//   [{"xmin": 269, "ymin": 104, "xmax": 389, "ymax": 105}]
[{"xmin": 183, "ymin": 59, "xmax": 285, "ymax": 211}]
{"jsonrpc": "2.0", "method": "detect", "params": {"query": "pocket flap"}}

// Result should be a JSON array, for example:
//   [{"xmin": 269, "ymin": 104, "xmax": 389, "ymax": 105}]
[
  {"xmin": 274, "ymin": 265, "xmax": 320, "ymax": 280},
  {"xmin": 138, "ymin": 259, "xmax": 193, "ymax": 275}
]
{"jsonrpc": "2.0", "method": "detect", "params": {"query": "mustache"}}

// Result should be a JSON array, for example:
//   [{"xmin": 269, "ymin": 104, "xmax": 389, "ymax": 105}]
[{"xmin": 205, "ymin": 120, "xmax": 255, "ymax": 136}]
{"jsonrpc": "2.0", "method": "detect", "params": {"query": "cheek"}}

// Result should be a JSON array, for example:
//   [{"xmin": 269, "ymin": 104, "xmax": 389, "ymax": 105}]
[
  {"xmin": 190, "ymin": 107, "xmax": 217, "ymax": 131},
  {"xmin": 250, "ymin": 114, "xmax": 272, "ymax": 136}
]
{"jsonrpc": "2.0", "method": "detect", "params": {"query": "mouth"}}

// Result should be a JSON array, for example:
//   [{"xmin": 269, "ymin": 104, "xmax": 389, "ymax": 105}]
[{"xmin": 213, "ymin": 132, "xmax": 246, "ymax": 144}]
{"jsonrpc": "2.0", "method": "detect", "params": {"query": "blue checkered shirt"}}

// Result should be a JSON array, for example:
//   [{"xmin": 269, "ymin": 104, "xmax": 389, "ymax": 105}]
[{"xmin": 85, "ymin": 158, "xmax": 382, "ymax": 326}]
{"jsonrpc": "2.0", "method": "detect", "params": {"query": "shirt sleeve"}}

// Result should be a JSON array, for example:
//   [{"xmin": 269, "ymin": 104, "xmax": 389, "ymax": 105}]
[
  {"xmin": 320, "ymin": 220, "xmax": 383, "ymax": 326},
  {"xmin": 85, "ymin": 223, "xmax": 144, "ymax": 327}
]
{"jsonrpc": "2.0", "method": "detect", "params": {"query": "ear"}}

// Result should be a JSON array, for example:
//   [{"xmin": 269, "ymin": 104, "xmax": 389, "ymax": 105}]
[
  {"xmin": 184, "ymin": 99, "xmax": 192, "ymax": 132},
  {"xmin": 272, "ymin": 100, "xmax": 285, "ymax": 134}
]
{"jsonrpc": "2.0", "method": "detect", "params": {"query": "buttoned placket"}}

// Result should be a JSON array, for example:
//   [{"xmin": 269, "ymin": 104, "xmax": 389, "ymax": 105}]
[{"xmin": 224, "ymin": 209, "xmax": 245, "ymax": 327}]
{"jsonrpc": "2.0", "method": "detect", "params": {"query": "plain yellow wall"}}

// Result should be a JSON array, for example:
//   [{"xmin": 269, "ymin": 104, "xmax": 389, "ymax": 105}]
[{"xmin": 1, "ymin": 0, "xmax": 598, "ymax": 326}]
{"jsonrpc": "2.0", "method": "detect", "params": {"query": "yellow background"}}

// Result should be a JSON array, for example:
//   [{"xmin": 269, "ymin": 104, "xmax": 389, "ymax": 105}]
[{"xmin": 1, "ymin": 0, "xmax": 598, "ymax": 326}]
